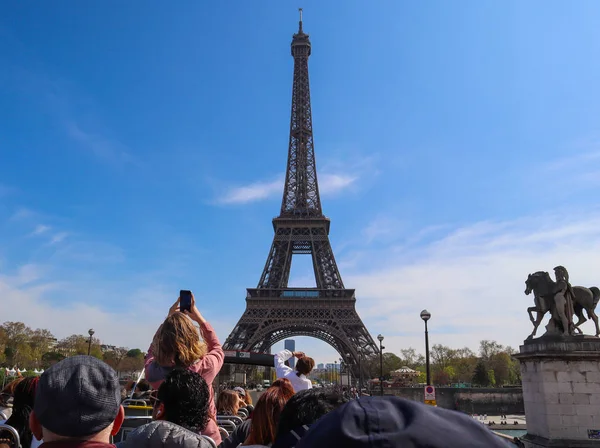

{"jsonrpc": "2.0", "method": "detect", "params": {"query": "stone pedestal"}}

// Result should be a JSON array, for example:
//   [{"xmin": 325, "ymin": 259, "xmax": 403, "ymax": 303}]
[{"xmin": 515, "ymin": 336, "xmax": 600, "ymax": 447}]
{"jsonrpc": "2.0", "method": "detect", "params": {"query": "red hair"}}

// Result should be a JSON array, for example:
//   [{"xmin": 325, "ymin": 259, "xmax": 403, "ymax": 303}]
[{"xmin": 243, "ymin": 378, "xmax": 294, "ymax": 446}]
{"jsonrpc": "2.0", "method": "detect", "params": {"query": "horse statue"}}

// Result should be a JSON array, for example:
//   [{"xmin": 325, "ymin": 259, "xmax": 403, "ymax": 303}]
[{"xmin": 525, "ymin": 271, "xmax": 600, "ymax": 339}]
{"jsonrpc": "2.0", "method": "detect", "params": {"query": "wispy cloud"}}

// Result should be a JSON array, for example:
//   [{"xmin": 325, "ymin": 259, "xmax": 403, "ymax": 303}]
[
  {"xmin": 31, "ymin": 224, "xmax": 50, "ymax": 236},
  {"xmin": 216, "ymin": 172, "xmax": 358, "ymax": 205},
  {"xmin": 346, "ymin": 209, "xmax": 600, "ymax": 355},
  {"xmin": 2, "ymin": 51, "xmax": 136, "ymax": 169},
  {"xmin": 362, "ymin": 216, "xmax": 404, "ymax": 243},
  {"xmin": 319, "ymin": 173, "xmax": 357, "ymax": 195},
  {"xmin": 49, "ymin": 232, "xmax": 69, "ymax": 245},
  {"xmin": 218, "ymin": 176, "xmax": 283, "ymax": 204},
  {"xmin": 65, "ymin": 121, "xmax": 136, "ymax": 166},
  {"xmin": 544, "ymin": 150, "xmax": 600, "ymax": 172},
  {"xmin": 9, "ymin": 208, "xmax": 35, "ymax": 221}
]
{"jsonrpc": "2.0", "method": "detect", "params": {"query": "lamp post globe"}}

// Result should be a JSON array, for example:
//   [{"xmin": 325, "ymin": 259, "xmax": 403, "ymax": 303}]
[
  {"xmin": 420, "ymin": 310, "xmax": 432, "ymax": 386},
  {"xmin": 87, "ymin": 328, "xmax": 95, "ymax": 356},
  {"xmin": 377, "ymin": 334, "xmax": 385, "ymax": 396}
]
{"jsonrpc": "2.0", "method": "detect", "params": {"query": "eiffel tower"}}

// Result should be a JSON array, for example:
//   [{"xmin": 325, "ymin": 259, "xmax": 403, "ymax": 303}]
[{"xmin": 224, "ymin": 11, "xmax": 379, "ymax": 372}]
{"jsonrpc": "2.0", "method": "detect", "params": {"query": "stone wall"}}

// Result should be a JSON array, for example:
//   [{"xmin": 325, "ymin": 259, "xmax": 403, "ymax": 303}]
[{"xmin": 386, "ymin": 387, "xmax": 524, "ymax": 414}]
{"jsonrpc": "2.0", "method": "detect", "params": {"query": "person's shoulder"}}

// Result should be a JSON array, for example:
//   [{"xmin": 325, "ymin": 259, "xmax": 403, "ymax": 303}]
[{"xmin": 123, "ymin": 420, "xmax": 213, "ymax": 447}]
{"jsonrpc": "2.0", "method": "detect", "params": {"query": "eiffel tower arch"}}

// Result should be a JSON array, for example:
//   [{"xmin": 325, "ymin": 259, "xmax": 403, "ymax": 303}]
[{"xmin": 224, "ymin": 11, "xmax": 379, "ymax": 376}]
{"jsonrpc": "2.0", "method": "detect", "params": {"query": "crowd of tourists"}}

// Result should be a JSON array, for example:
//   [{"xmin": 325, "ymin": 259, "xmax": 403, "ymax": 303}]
[{"xmin": 0, "ymin": 294, "xmax": 513, "ymax": 447}]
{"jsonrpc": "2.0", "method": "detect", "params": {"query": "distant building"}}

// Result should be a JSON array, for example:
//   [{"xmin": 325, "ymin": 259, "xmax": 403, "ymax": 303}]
[
  {"xmin": 284, "ymin": 339, "xmax": 296, "ymax": 368},
  {"xmin": 317, "ymin": 363, "xmax": 325, "ymax": 370}
]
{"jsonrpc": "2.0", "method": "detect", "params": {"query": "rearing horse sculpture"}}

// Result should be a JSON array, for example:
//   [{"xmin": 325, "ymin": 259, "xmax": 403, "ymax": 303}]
[{"xmin": 525, "ymin": 271, "xmax": 600, "ymax": 338}]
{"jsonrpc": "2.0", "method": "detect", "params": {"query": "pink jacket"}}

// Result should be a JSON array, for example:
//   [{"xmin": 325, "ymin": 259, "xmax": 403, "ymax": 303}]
[{"xmin": 144, "ymin": 321, "xmax": 224, "ymax": 445}]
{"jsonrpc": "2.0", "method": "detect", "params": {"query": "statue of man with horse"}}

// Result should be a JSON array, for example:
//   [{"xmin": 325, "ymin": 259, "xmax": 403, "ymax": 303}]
[{"xmin": 524, "ymin": 266, "xmax": 600, "ymax": 339}]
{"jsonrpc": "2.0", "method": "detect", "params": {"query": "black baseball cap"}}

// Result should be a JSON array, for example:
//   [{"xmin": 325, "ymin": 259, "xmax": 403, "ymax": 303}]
[{"xmin": 296, "ymin": 396, "xmax": 512, "ymax": 447}]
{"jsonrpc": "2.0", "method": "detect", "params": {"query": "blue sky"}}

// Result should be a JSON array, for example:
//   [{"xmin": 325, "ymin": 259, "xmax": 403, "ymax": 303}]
[{"xmin": 2, "ymin": 1, "xmax": 600, "ymax": 364}]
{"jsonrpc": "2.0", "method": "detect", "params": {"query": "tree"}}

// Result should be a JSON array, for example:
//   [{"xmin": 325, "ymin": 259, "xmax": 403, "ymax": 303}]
[
  {"xmin": 472, "ymin": 360, "xmax": 489, "ymax": 386},
  {"xmin": 103, "ymin": 347, "xmax": 129, "ymax": 372},
  {"xmin": 508, "ymin": 356, "xmax": 522, "ymax": 385},
  {"xmin": 0, "ymin": 326, "xmax": 7, "ymax": 364},
  {"xmin": 479, "ymin": 340, "xmax": 503, "ymax": 360},
  {"xmin": 452, "ymin": 347, "xmax": 478, "ymax": 384},
  {"xmin": 433, "ymin": 368, "xmax": 451, "ymax": 386},
  {"xmin": 1, "ymin": 321, "xmax": 31, "ymax": 366},
  {"xmin": 400, "ymin": 348, "xmax": 421, "ymax": 369},
  {"xmin": 430, "ymin": 344, "xmax": 457, "ymax": 372},
  {"xmin": 41, "ymin": 352, "xmax": 65, "ymax": 368},
  {"xmin": 119, "ymin": 356, "xmax": 144, "ymax": 375},
  {"xmin": 29, "ymin": 329, "xmax": 57, "ymax": 368},
  {"xmin": 126, "ymin": 348, "xmax": 143, "ymax": 359},
  {"xmin": 382, "ymin": 352, "xmax": 403, "ymax": 379},
  {"xmin": 488, "ymin": 370, "xmax": 496, "ymax": 387},
  {"xmin": 57, "ymin": 335, "xmax": 102, "ymax": 358},
  {"xmin": 489, "ymin": 352, "xmax": 512, "ymax": 385}
]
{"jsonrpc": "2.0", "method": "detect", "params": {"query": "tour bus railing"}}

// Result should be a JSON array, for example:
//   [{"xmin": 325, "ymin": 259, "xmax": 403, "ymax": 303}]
[
  {"xmin": 0, "ymin": 423, "xmax": 20, "ymax": 448},
  {"xmin": 129, "ymin": 369, "xmax": 145, "ymax": 399}
]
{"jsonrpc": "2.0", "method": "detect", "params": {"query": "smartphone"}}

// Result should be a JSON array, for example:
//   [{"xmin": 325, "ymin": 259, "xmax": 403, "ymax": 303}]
[{"xmin": 180, "ymin": 290, "xmax": 192, "ymax": 313}]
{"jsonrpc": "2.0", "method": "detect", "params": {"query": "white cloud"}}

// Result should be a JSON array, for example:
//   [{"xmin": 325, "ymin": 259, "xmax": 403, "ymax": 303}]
[
  {"xmin": 31, "ymin": 224, "xmax": 50, "ymax": 236},
  {"xmin": 10, "ymin": 208, "xmax": 35, "ymax": 221},
  {"xmin": 0, "ymin": 266, "xmax": 240, "ymax": 352},
  {"xmin": 218, "ymin": 177, "xmax": 283, "ymax": 204},
  {"xmin": 319, "ymin": 173, "xmax": 357, "ymax": 195},
  {"xmin": 64, "ymin": 121, "xmax": 136, "ymax": 166},
  {"xmin": 217, "ymin": 172, "xmax": 357, "ymax": 205},
  {"xmin": 346, "ymin": 209, "xmax": 600, "ymax": 357},
  {"xmin": 362, "ymin": 216, "xmax": 404, "ymax": 243},
  {"xmin": 50, "ymin": 232, "xmax": 69, "ymax": 245}
]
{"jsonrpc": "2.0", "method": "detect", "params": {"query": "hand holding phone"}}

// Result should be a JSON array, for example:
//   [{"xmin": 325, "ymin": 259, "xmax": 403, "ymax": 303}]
[{"xmin": 179, "ymin": 290, "xmax": 192, "ymax": 313}]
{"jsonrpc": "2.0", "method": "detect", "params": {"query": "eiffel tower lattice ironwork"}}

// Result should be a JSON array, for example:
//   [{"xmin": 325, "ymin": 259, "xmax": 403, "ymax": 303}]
[{"xmin": 224, "ymin": 11, "xmax": 379, "ymax": 372}]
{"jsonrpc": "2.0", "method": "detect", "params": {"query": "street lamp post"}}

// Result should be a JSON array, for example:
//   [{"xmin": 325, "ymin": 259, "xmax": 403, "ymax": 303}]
[
  {"xmin": 358, "ymin": 349, "xmax": 363, "ymax": 393},
  {"xmin": 87, "ymin": 329, "xmax": 95, "ymax": 356},
  {"xmin": 420, "ymin": 310, "xmax": 431, "ymax": 386},
  {"xmin": 334, "ymin": 360, "xmax": 338, "ymax": 386},
  {"xmin": 345, "ymin": 353, "xmax": 352, "ymax": 390},
  {"xmin": 377, "ymin": 334, "xmax": 384, "ymax": 396}
]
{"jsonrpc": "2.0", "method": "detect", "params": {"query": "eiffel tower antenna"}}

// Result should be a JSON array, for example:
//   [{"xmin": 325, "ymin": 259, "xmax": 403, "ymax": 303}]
[{"xmin": 224, "ymin": 12, "xmax": 378, "ymax": 376}]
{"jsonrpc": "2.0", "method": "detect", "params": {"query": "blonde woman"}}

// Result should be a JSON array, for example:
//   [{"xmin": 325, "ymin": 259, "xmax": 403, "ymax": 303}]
[{"xmin": 144, "ymin": 293, "xmax": 224, "ymax": 444}]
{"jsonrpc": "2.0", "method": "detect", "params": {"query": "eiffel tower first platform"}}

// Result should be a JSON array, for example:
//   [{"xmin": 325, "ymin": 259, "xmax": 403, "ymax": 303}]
[{"xmin": 224, "ymin": 11, "xmax": 379, "ymax": 371}]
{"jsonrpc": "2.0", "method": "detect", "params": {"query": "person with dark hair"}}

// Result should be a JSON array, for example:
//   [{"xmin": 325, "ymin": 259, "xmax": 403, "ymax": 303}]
[
  {"xmin": 295, "ymin": 396, "xmax": 512, "ymax": 448},
  {"xmin": 272, "ymin": 388, "xmax": 348, "ymax": 448},
  {"xmin": 132, "ymin": 379, "xmax": 152, "ymax": 400},
  {"xmin": 274, "ymin": 350, "xmax": 314, "ymax": 392},
  {"xmin": 121, "ymin": 369, "xmax": 214, "ymax": 447},
  {"xmin": 0, "ymin": 376, "xmax": 40, "ymax": 448},
  {"xmin": 242, "ymin": 379, "xmax": 294, "ymax": 447}
]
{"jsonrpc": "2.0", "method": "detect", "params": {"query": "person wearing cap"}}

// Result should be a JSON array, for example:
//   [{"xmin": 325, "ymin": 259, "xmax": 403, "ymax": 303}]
[
  {"xmin": 295, "ymin": 396, "xmax": 512, "ymax": 448},
  {"xmin": 274, "ymin": 350, "xmax": 314, "ymax": 393},
  {"xmin": 28, "ymin": 355, "xmax": 125, "ymax": 448}
]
